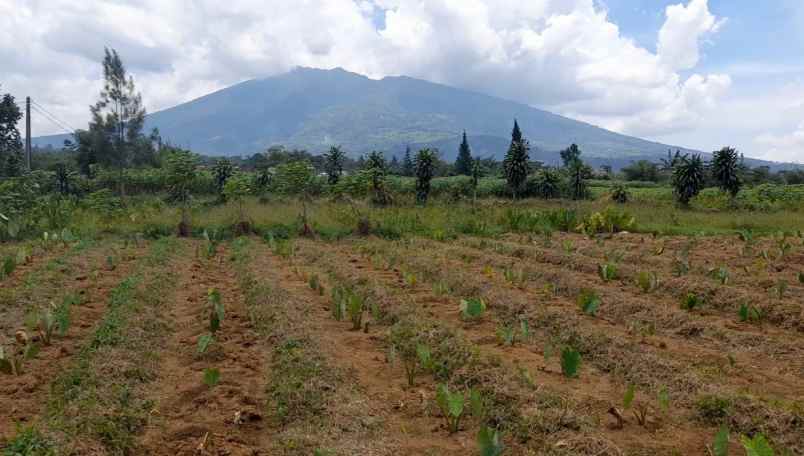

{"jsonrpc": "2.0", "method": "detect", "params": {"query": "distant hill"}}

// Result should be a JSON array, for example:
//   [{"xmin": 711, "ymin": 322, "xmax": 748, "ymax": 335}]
[{"xmin": 34, "ymin": 67, "xmax": 795, "ymax": 169}]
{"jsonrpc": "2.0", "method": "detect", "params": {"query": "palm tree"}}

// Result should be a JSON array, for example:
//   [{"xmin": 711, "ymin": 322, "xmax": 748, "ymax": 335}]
[{"xmin": 672, "ymin": 154, "xmax": 705, "ymax": 206}]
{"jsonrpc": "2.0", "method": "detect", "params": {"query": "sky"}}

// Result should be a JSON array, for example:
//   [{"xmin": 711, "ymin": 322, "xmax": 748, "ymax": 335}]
[{"xmin": 0, "ymin": 0, "xmax": 802, "ymax": 163}]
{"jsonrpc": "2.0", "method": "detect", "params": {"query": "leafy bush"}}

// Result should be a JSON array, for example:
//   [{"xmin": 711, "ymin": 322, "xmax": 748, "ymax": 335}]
[
  {"xmin": 577, "ymin": 207, "xmax": 635, "ymax": 235},
  {"xmin": 610, "ymin": 184, "xmax": 629, "ymax": 204}
]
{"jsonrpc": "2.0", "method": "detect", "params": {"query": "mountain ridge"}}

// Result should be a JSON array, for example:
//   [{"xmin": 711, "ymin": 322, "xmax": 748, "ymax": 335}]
[{"xmin": 33, "ymin": 66, "xmax": 795, "ymax": 169}]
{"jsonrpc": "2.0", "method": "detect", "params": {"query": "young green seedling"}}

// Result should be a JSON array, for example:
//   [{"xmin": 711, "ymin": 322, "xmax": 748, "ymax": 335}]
[
  {"xmin": 436, "ymin": 384, "xmax": 465, "ymax": 434},
  {"xmin": 460, "ymin": 298, "xmax": 486, "ymax": 320},
  {"xmin": 578, "ymin": 289, "xmax": 601, "ymax": 316}
]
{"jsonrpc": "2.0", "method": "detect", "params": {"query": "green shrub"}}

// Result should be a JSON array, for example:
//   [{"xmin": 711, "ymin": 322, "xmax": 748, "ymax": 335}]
[{"xmin": 560, "ymin": 347, "xmax": 581, "ymax": 378}]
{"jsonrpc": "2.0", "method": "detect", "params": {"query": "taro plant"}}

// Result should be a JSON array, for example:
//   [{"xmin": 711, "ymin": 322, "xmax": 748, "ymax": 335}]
[
  {"xmin": 389, "ymin": 321, "xmax": 431, "ymax": 386},
  {"xmin": 497, "ymin": 319, "xmax": 530, "ymax": 346},
  {"xmin": 740, "ymin": 433, "xmax": 775, "ymax": 456},
  {"xmin": 330, "ymin": 286, "xmax": 347, "ymax": 321},
  {"xmin": 636, "ymin": 271, "xmax": 659, "ymax": 293},
  {"xmin": 198, "ymin": 289, "xmax": 224, "ymax": 355},
  {"xmin": 477, "ymin": 426, "xmax": 505, "ymax": 456},
  {"xmin": 460, "ymin": 297, "xmax": 486, "ymax": 320},
  {"xmin": 203, "ymin": 367, "xmax": 221, "ymax": 387},
  {"xmin": 1, "ymin": 255, "xmax": 15, "ymax": 279},
  {"xmin": 345, "ymin": 289, "xmax": 366, "ymax": 330},
  {"xmin": 0, "ymin": 341, "xmax": 39, "ymax": 376},
  {"xmin": 577, "ymin": 289, "xmax": 601, "ymax": 316},
  {"xmin": 560, "ymin": 346, "xmax": 581, "ymax": 378},
  {"xmin": 771, "ymin": 280, "xmax": 787, "ymax": 300},
  {"xmin": 711, "ymin": 426, "xmax": 730, "ymax": 456},
  {"xmin": 680, "ymin": 292, "xmax": 703, "ymax": 311},
  {"xmin": 711, "ymin": 266, "xmax": 730, "ymax": 285},
  {"xmin": 436, "ymin": 383, "xmax": 465, "ymax": 433},
  {"xmin": 738, "ymin": 303, "xmax": 764, "ymax": 325},
  {"xmin": 598, "ymin": 262, "xmax": 618, "ymax": 282},
  {"xmin": 208, "ymin": 288, "xmax": 224, "ymax": 333}
]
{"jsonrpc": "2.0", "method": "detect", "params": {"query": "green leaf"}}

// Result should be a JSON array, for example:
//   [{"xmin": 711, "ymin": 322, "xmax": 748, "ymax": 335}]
[
  {"xmin": 740, "ymin": 434, "xmax": 774, "ymax": 456},
  {"xmin": 477, "ymin": 426, "xmax": 504, "ymax": 456},
  {"xmin": 416, "ymin": 344, "xmax": 432, "ymax": 371},
  {"xmin": 657, "ymin": 387, "xmax": 670, "ymax": 412},
  {"xmin": 738, "ymin": 303, "xmax": 749, "ymax": 322},
  {"xmin": 197, "ymin": 334, "xmax": 214, "ymax": 354},
  {"xmin": 447, "ymin": 392, "xmax": 464, "ymax": 419},
  {"xmin": 203, "ymin": 367, "xmax": 220, "ymax": 387},
  {"xmin": 460, "ymin": 298, "xmax": 486, "ymax": 319},
  {"xmin": 712, "ymin": 426, "xmax": 729, "ymax": 456},
  {"xmin": 623, "ymin": 384, "xmax": 636, "ymax": 409},
  {"xmin": 560, "ymin": 347, "xmax": 581, "ymax": 378},
  {"xmin": 469, "ymin": 388, "xmax": 484, "ymax": 419},
  {"xmin": 578, "ymin": 289, "xmax": 600, "ymax": 316}
]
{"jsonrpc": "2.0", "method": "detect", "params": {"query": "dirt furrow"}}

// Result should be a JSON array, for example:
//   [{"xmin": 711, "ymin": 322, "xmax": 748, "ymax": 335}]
[
  {"xmin": 251, "ymin": 241, "xmax": 467, "ymax": 455},
  {"xmin": 0, "ymin": 242, "xmax": 145, "ymax": 442},
  {"xmin": 139, "ymin": 242, "xmax": 270, "ymax": 455}
]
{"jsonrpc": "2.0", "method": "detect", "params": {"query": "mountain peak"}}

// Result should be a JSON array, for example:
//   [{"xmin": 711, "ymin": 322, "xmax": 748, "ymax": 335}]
[{"xmin": 32, "ymin": 67, "xmax": 790, "ymax": 169}]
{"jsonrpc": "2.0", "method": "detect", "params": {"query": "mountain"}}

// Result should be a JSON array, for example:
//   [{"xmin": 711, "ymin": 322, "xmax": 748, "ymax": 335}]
[{"xmin": 33, "ymin": 67, "xmax": 792, "ymax": 169}]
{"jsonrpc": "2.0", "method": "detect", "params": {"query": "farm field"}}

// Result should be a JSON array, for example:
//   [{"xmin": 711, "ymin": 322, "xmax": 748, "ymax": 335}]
[{"xmin": 1, "ymin": 218, "xmax": 802, "ymax": 455}]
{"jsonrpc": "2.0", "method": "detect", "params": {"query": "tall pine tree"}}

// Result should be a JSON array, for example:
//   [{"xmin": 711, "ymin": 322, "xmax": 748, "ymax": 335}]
[
  {"xmin": 81, "ymin": 48, "xmax": 150, "ymax": 194},
  {"xmin": 503, "ymin": 120, "xmax": 530, "ymax": 199},
  {"xmin": 454, "ymin": 131, "xmax": 473, "ymax": 176},
  {"xmin": 402, "ymin": 146, "xmax": 414, "ymax": 177}
]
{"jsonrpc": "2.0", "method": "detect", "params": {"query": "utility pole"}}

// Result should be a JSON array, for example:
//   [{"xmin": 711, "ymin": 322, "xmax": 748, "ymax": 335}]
[{"xmin": 25, "ymin": 96, "xmax": 32, "ymax": 170}]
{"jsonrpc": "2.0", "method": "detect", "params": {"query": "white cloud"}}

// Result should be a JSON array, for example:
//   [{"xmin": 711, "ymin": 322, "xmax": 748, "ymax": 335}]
[
  {"xmin": 755, "ymin": 123, "xmax": 804, "ymax": 164},
  {"xmin": 0, "ymin": 0, "xmax": 730, "ymax": 151},
  {"xmin": 658, "ymin": 0, "xmax": 725, "ymax": 71}
]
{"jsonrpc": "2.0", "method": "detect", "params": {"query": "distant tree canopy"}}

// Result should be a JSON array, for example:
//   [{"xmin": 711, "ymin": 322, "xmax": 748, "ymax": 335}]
[
  {"xmin": 559, "ymin": 143, "xmax": 582, "ymax": 168},
  {"xmin": 621, "ymin": 160, "xmax": 661, "ymax": 182},
  {"xmin": 0, "ymin": 92, "xmax": 24, "ymax": 177}
]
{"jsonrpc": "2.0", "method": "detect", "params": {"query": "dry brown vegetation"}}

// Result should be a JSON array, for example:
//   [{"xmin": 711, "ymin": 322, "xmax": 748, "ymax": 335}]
[{"xmin": 0, "ymin": 230, "xmax": 801, "ymax": 455}]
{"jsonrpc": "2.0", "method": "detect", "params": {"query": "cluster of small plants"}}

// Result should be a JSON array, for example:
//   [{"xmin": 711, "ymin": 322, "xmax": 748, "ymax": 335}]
[
  {"xmin": 331, "ymin": 284, "xmax": 369, "ymax": 331},
  {"xmin": 198, "ymin": 288, "xmax": 225, "ymax": 387}
]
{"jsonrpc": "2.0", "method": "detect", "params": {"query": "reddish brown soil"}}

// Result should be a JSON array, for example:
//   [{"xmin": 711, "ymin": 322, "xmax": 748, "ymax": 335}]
[
  {"xmin": 250, "ymin": 243, "xmax": 467, "ymax": 455},
  {"xmin": 293, "ymin": 236, "xmax": 802, "ymax": 455},
  {"xmin": 0, "ymin": 243, "xmax": 146, "ymax": 442},
  {"xmin": 138, "ymin": 244, "xmax": 270, "ymax": 455}
]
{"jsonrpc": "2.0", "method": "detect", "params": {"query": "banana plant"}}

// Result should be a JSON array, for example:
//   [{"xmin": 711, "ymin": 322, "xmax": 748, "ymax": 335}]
[{"xmin": 436, "ymin": 384, "xmax": 465, "ymax": 434}]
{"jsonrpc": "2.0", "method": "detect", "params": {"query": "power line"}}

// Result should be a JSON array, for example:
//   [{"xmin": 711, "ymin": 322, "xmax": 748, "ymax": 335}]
[{"xmin": 30, "ymin": 99, "xmax": 78, "ymax": 135}]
